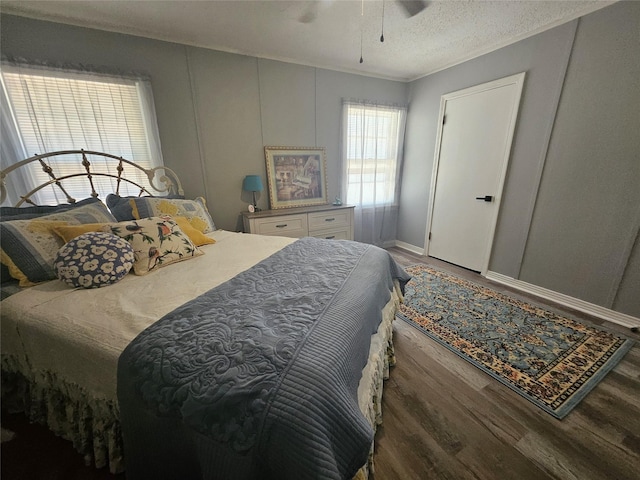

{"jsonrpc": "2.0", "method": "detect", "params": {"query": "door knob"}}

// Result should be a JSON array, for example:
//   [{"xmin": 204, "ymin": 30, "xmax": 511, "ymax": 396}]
[{"xmin": 475, "ymin": 195, "xmax": 493, "ymax": 202}]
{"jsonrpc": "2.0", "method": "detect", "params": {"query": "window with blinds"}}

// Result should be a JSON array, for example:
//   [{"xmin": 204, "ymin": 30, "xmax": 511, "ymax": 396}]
[
  {"xmin": 344, "ymin": 103, "xmax": 404, "ymax": 206},
  {"xmin": 1, "ymin": 63, "xmax": 163, "ymax": 204}
]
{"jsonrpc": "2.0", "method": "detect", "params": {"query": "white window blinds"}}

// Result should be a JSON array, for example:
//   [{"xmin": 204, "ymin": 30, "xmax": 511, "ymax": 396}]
[
  {"xmin": 1, "ymin": 62, "xmax": 164, "ymax": 205},
  {"xmin": 343, "ymin": 101, "xmax": 406, "ymax": 207}
]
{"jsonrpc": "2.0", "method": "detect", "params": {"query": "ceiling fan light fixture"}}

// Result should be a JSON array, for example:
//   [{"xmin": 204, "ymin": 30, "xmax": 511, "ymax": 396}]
[{"xmin": 398, "ymin": 0, "xmax": 429, "ymax": 18}]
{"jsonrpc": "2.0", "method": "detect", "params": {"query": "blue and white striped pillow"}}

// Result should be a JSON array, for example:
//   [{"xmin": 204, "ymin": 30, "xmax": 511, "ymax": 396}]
[{"xmin": 0, "ymin": 201, "xmax": 117, "ymax": 286}]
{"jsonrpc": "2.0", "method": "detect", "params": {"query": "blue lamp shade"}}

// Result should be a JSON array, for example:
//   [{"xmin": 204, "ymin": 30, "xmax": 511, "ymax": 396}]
[{"xmin": 242, "ymin": 175, "xmax": 263, "ymax": 192}]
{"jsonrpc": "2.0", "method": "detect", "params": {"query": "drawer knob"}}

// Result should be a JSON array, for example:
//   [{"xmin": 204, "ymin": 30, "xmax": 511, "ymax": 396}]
[
  {"xmin": 325, "ymin": 218, "xmax": 335, "ymax": 222},
  {"xmin": 276, "ymin": 224, "xmax": 288, "ymax": 228},
  {"xmin": 325, "ymin": 235, "xmax": 336, "ymax": 239}
]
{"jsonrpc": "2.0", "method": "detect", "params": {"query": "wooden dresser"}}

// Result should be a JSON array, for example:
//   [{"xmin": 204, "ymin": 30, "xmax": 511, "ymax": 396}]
[{"xmin": 242, "ymin": 204, "xmax": 355, "ymax": 240}]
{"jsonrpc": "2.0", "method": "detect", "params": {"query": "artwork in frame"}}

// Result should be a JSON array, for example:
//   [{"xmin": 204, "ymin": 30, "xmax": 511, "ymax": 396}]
[{"xmin": 264, "ymin": 146, "xmax": 328, "ymax": 209}]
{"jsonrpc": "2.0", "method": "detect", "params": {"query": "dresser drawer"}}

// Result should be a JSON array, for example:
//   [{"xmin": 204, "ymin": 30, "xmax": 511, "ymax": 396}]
[
  {"xmin": 253, "ymin": 214, "xmax": 308, "ymax": 237},
  {"xmin": 308, "ymin": 210, "xmax": 350, "ymax": 232},
  {"xmin": 310, "ymin": 227, "xmax": 351, "ymax": 240}
]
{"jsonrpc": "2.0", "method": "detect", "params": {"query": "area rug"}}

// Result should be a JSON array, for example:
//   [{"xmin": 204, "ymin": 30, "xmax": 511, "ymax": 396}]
[{"xmin": 397, "ymin": 264, "xmax": 634, "ymax": 419}]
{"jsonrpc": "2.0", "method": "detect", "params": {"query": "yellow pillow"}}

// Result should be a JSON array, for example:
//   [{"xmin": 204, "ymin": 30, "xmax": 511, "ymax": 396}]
[
  {"xmin": 51, "ymin": 223, "xmax": 110, "ymax": 243},
  {"xmin": 50, "ymin": 218, "xmax": 214, "ymax": 247},
  {"xmin": 167, "ymin": 216, "xmax": 215, "ymax": 246}
]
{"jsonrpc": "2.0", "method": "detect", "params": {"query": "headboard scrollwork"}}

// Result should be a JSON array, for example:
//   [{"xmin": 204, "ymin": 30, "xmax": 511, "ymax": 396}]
[{"xmin": 0, "ymin": 149, "xmax": 184, "ymax": 207}]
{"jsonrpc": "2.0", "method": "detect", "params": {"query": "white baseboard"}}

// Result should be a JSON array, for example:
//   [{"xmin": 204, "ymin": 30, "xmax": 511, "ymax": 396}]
[
  {"xmin": 393, "ymin": 241, "xmax": 425, "ymax": 256},
  {"xmin": 381, "ymin": 240, "xmax": 397, "ymax": 249},
  {"xmin": 486, "ymin": 271, "xmax": 640, "ymax": 330}
]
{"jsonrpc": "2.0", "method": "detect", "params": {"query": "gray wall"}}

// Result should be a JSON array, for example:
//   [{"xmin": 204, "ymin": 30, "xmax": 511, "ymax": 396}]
[
  {"xmin": 399, "ymin": 1, "xmax": 639, "ymax": 317},
  {"xmin": 519, "ymin": 2, "xmax": 640, "ymax": 315},
  {"xmin": 0, "ymin": 13, "xmax": 407, "ymax": 233}
]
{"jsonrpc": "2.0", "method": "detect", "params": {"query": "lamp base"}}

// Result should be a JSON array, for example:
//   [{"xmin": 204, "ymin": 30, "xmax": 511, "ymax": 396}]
[{"xmin": 251, "ymin": 192, "xmax": 261, "ymax": 212}]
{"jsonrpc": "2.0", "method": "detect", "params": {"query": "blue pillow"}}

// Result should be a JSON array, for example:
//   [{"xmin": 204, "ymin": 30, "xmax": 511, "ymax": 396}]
[
  {"xmin": 0, "ymin": 201, "xmax": 117, "ymax": 286},
  {"xmin": 0, "ymin": 264, "xmax": 12, "ymax": 285},
  {"xmin": 106, "ymin": 193, "xmax": 185, "ymax": 222},
  {"xmin": 54, "ymin": 232, "xmax": 135, "ymax": 288},
  {"xmin": 0, "ymin": 197, "xmax": 107, "ymax": 284},
  {"xmin": 0, "ymin": 197, "xmax": 103, "ymax": 219}
]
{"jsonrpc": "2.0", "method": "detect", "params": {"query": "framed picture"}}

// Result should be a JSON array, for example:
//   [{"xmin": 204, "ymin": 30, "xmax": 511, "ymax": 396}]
[{"xmin": 264, "ymin": 146, "xmax": 328, "ymax": 209}]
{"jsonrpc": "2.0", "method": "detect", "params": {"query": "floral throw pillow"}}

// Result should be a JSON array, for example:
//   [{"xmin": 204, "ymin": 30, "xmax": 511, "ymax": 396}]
[
  {"xmin": 54, "ymin": 232, "xmax": 135, "ymax": 289},
  {"xmin": 129, "ymin": 197, "xmax": 215, "ymax": 233},
  {"xmin": 102, "ymin": 217, "xmax": 203, "ymax": 275}
]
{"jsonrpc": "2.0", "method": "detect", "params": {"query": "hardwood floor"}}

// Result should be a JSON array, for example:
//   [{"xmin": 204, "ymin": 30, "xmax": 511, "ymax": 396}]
[
  {"xmin": 2, "ymin": 247, "xmax": 638, "ymax": 479},
  {"xmin": 373, "ymin": 247, "xmax": 640, "ymax": 480}
]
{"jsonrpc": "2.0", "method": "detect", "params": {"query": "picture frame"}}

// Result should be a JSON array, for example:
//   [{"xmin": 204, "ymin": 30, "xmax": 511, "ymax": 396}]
[{"xmin": 264, "ymin": 146, "xmax": 328, "ymax": 209}]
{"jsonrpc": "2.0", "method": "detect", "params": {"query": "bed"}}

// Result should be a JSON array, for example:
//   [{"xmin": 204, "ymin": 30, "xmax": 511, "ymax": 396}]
[{"xmin": 0, "ymin": 150, "xmax": 410, "ymax": 479}]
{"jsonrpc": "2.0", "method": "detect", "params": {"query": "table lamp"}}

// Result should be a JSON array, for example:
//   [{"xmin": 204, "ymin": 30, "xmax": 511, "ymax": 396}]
[{"xmin": 243, "ymin": 175, "xmax": 263, "ymax": 212}]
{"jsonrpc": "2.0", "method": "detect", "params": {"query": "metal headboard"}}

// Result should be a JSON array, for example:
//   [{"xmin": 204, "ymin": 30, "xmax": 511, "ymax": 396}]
[{"xmin": 0, "ymin": 149, "xmax": 184, "ymax": 207}]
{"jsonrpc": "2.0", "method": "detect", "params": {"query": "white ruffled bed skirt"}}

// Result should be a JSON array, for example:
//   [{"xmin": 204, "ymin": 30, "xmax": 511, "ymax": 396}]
[
  {"xmin": 1, "ymin": 284, "xmax": 401, "ymax": 477},
  {"xmin": 1, "ymin": 354, "xmax": 124, "ymax": 473}
]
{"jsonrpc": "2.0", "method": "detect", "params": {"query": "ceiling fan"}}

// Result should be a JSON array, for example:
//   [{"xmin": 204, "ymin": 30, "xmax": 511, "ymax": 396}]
[
  {"xmin": 396, "ymin": 0, "xmax": 430, "ymax": 17},
  {"xmin": 298, "ymin": 0, "xmax": 429, "ymax": 24}
]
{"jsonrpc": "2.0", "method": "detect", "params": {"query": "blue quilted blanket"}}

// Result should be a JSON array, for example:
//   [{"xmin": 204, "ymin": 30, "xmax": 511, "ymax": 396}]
[{"xmin": 118, "ymin": 237, "xmax": 409, "ymax": 480}]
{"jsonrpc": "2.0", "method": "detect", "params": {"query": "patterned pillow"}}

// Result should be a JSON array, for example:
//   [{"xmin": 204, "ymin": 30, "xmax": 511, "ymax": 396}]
[
  {"xmin": 0, "ymin": 197, "xmax": 105, "ymax": 284},
  {"xmin": 106, "ymin": 194, "xmax": 184, "ymax": 222},
  {"xmin": 0, "ymin": 197, "xmax": 105, "ymax": 219},
  {"xmin": 102, "ymin": 217, "xmax": 203, "ymax": 275},
  {"xmin": 0, "ymin": 197, "xmax": 108, "ymax": 283},
  {"xmin": 159, "ymin": 216, "xmax": 216, "ymax": 247},
  {"xmin": 50, "ymin": 218, "xmax": 215, "ymax": 247},
  {"xmin": 129, "ymin": 197, "xmax": 215, "ymax": 233},
  {"xmin": 0, "ymin": 201, "xmax": 117, "ymax": 286},
  {"xmin": 54, "ymin": 232, "xmax": 135, "ymax": 289}
]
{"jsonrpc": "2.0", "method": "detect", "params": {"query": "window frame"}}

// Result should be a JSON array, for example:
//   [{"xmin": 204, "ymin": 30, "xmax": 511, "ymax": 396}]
[{"xmin": 342, "ymin": 101, "xmax": 405, "ymax": 208}]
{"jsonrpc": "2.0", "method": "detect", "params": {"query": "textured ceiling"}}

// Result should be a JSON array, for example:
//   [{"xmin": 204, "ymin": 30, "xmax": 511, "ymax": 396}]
[{"xmin": 1, "ymin": 0, "xmax": 615, "ymax": 81}]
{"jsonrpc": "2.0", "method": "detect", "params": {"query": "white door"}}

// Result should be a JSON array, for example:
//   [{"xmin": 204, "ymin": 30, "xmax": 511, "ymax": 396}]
[{"xmin": 426, "ymin": 73, "xmax": 525, "ymax": 273}]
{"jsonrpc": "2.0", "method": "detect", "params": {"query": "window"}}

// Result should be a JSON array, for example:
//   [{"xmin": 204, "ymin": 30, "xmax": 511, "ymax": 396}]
[
  {"xmin": 342, "ymin": 101, "xmax": 405, "ymax": 207},
  {"xmin": 1, "ymin": 62, "xmax": 163, "ymax": 205}
]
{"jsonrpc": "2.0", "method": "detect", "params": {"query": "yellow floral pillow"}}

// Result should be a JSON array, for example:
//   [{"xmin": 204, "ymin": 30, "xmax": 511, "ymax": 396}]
[
  {"xmin": 102, "ymin": 217, "xmax": 203, "ymax": 275},
  {"xmin": 161, "ymin": 216, "xmax": 215, "ymax": 247},
  {"xmin": 129, "ymin": 197, "xmax": 215, "ymax": 233}
]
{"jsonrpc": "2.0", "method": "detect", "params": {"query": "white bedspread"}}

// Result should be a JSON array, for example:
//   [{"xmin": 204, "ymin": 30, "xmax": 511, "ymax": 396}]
[{"xmin": 1, "ymin": 230, "xmax": 294, "ymax": 402}]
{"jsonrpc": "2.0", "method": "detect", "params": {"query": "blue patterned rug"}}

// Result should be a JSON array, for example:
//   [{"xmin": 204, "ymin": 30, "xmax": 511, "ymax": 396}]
[{"xmin": 397, "ymin": 264, "xmax": 634, "ymax": 419}]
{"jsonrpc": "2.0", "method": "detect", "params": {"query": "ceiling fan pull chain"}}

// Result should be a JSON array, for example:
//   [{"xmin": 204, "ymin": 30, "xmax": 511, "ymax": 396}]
[
  {"xmin": 360, "ymin": 0, "xmax": 365, "ymax": 63},
  {"xmin": 380, "ymin": 0, "xmax": 385, "ymax": 42}
]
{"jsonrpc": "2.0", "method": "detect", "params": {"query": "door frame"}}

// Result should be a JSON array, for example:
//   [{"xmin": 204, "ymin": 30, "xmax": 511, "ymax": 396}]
[{"xmin": 424, "ymin": 72, "xmax": 526, "ymax": 275}]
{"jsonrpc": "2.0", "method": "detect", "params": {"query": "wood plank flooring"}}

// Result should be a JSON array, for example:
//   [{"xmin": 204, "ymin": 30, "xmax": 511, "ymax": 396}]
[
  {"xmin": 374, "ymin": 247, "xmax": 640, "ymax": 480},
  {"xmin": 1, "ymin": 247, "xmax": 638, "ymax": 479}
]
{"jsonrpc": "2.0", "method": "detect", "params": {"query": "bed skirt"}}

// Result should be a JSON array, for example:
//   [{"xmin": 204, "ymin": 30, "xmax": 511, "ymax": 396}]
[
  {"xmin": 1, "ymin": 355, "xmax": 124, "ymax": 472},
  {"xmin": 0, "ymin": 283, "xmax": 402, "ymax": 477}
]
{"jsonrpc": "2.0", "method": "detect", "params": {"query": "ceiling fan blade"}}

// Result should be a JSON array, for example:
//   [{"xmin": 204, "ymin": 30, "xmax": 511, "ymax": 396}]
[
  {"xmin": 397, "ymin": 0, "xmax": 429, "ymax": 18},
  {"xmin": 298, "ymin": 0, "xmax": 336, "ymax": 24},
  {"xmin": 298, "ymin": 2, "xmax": 318, "ymax": 24}
]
